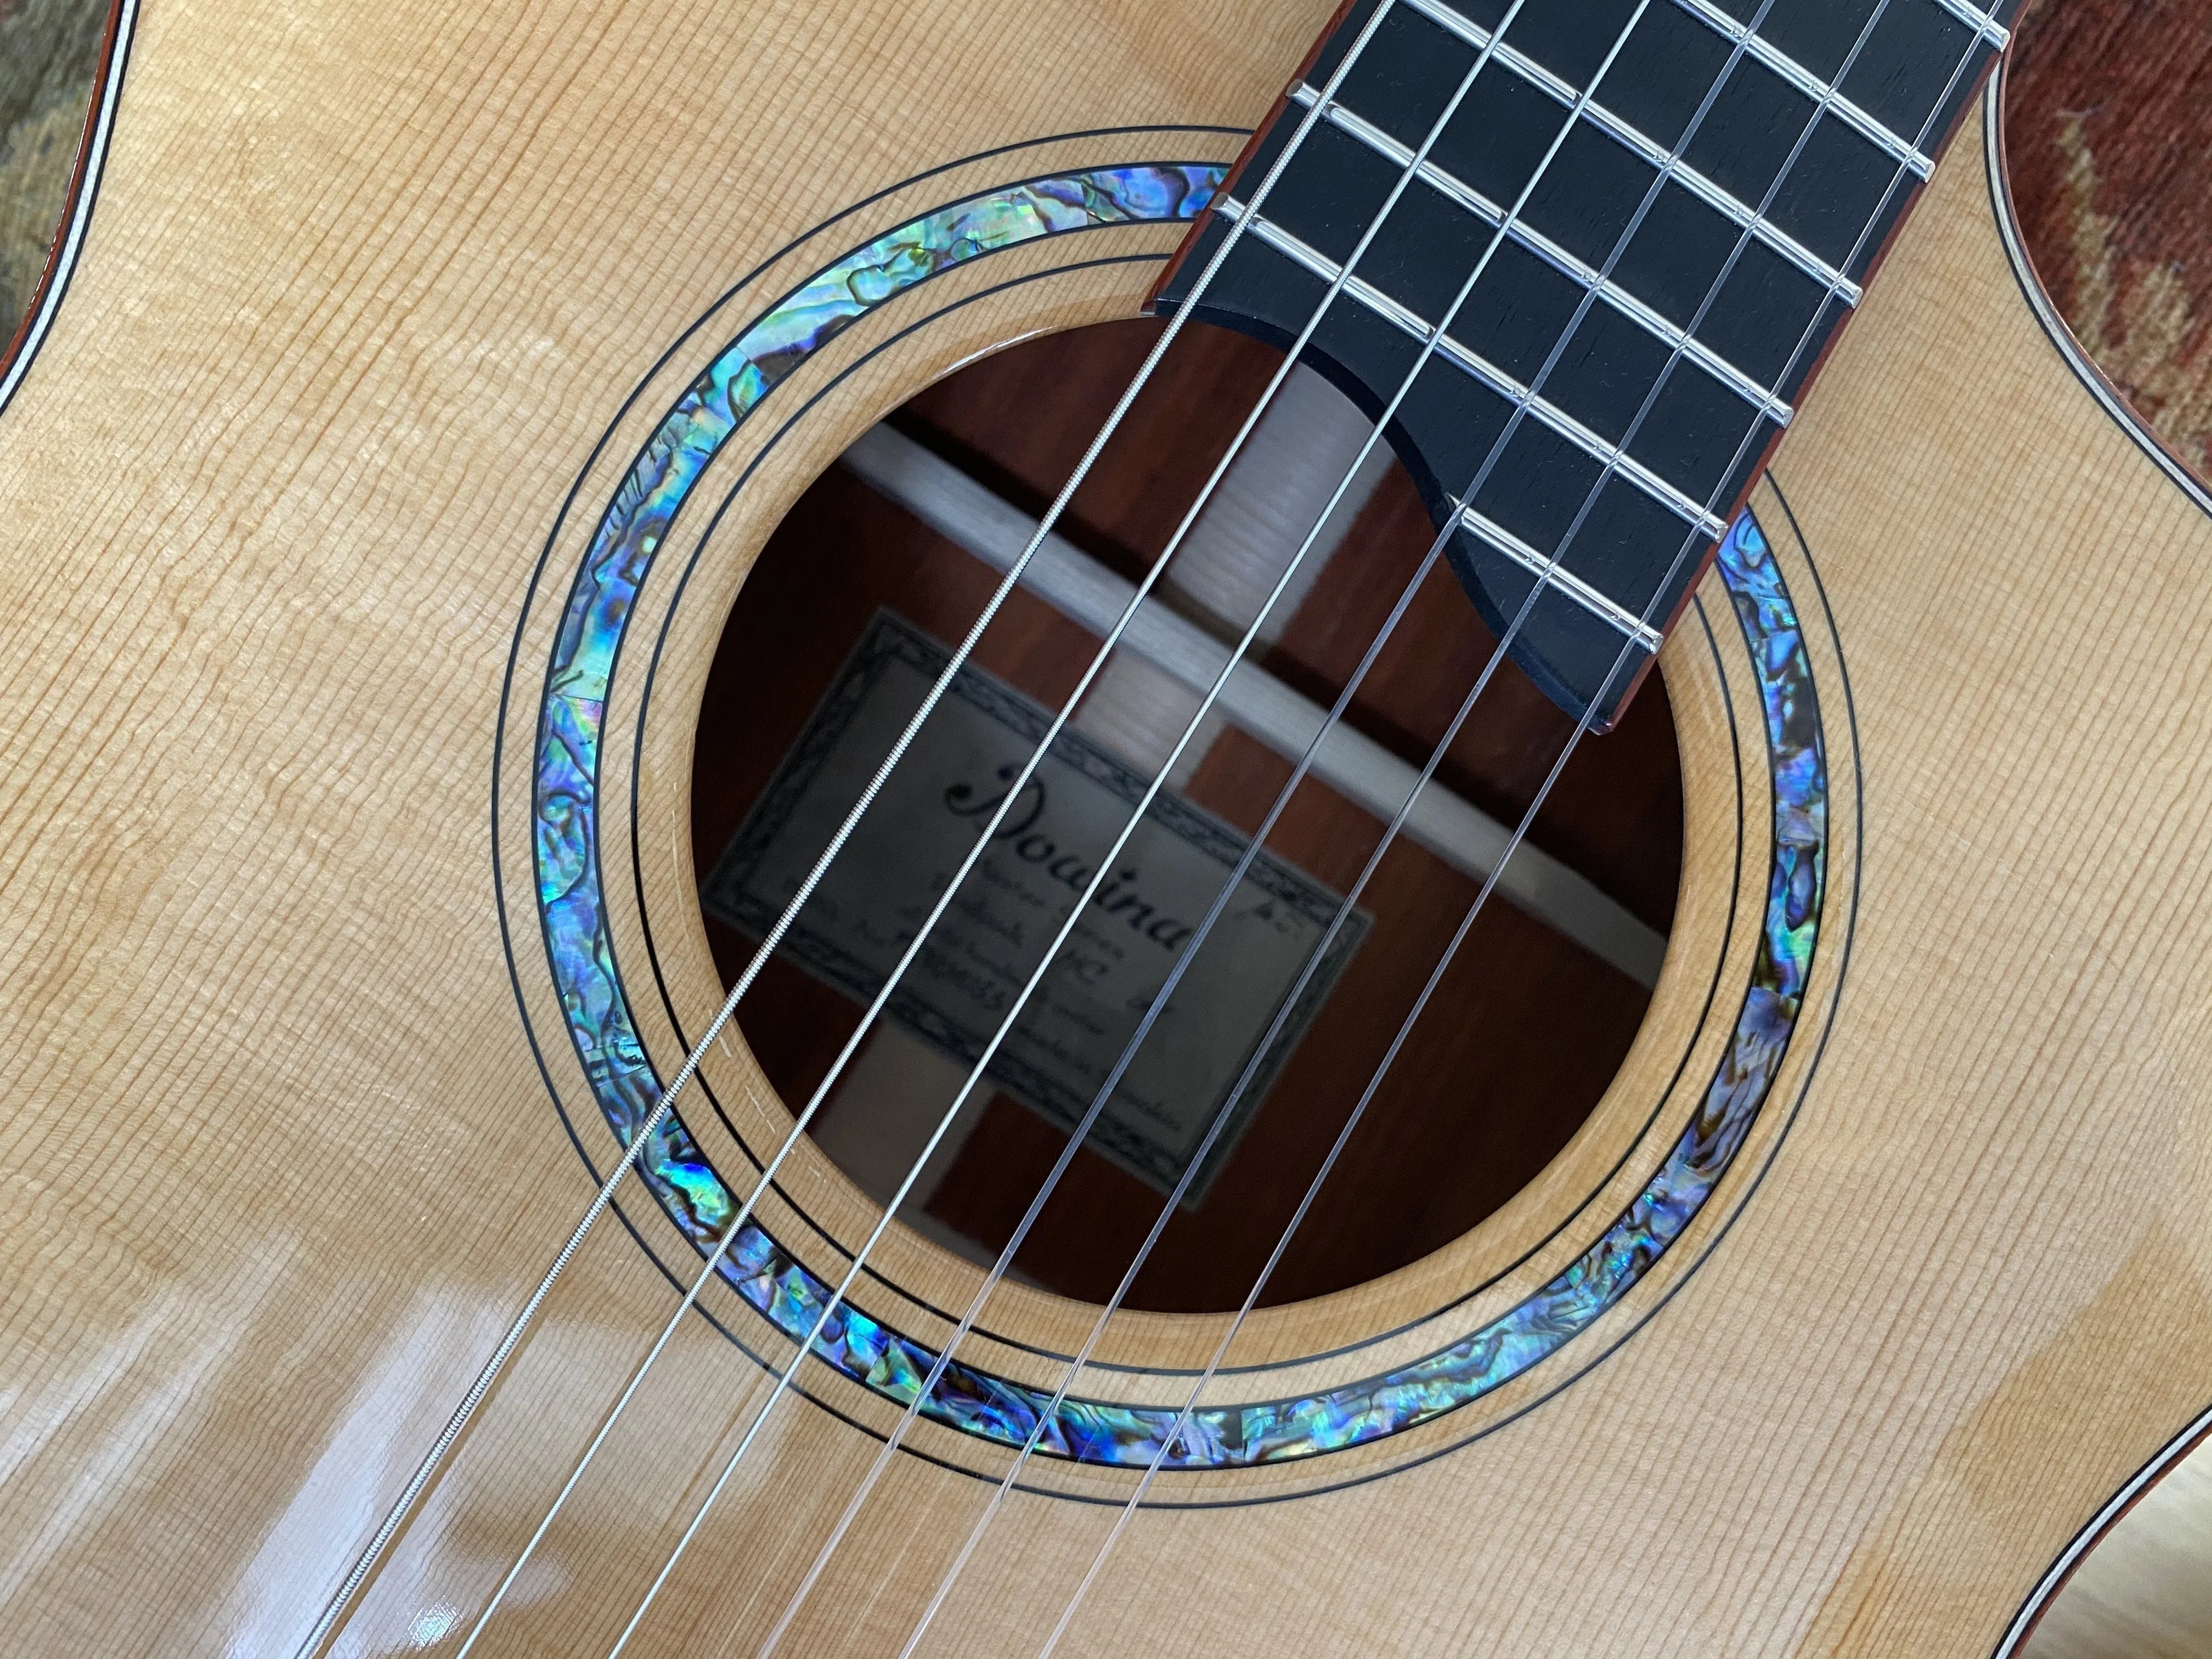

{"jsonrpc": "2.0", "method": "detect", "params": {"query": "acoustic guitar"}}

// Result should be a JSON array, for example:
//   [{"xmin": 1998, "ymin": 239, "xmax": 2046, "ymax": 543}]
[{"xmin": 3, "ymin": 0, "xmax": 2208, "ymax": 1654}]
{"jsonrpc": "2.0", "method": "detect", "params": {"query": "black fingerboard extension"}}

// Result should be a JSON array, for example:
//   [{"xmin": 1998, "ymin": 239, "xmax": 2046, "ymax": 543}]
[{"xmin": 1153, "ymin": 0, "xmax": 2022, "ymax": 726}]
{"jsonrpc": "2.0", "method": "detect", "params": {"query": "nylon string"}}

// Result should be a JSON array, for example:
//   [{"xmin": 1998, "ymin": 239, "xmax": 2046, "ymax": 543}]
[
  {"xmin": 843, "ymin": 0, "xmax": 1817, "ymax": 1647},
  {"xmin": 597, "ymin": 0, "xmax": 1699, "ymax": 1647},
  {"xmin": 1029, "ymin": 15, "xmax": 1999, "ymax": 1658},
  {"xmin": 292, "ymin": 8, "xmax": 1402, "ymax": 1650},
  {"xmin": 577, "ymin": 5, "xmax": 1620, "ymax": 1652},
  {"xmin": 447, "ymin": 8, "xmax": 1525, "ymax": 1651},
  {"xmin": 611, "ymin": 0, "xmax": 1886, "ymax": 1645},
  {"xmin": 754, "ymin": 0, "xmax": 1810, "ymax": 1643},
  {"xmin": 329, "ymin": 0, "xmax": 1995, "ymax": 1648}
]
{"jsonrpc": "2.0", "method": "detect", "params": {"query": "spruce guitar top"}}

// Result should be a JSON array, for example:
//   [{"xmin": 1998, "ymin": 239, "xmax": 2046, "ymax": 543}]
[{"xmin": 2, "ymin": 0, "xmax": 2208, "ymax": 1655}]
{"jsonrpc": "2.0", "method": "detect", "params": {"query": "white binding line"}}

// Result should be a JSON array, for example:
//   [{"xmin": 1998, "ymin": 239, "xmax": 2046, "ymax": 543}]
[
  {"xmin": 1453, "ymin": 500, "xmax": 1668, "ymax": 652},
  {"xmin": 1983, "ymin": 77, "xmax": 2212, "ymax": 520},
  {"xmin": 0, "ymin": 0, "xmax": 139, "ymax": 421},
  {"xmin": 1989, "ymin": 1396, "xmax": 2212, "ymax": 1657}
]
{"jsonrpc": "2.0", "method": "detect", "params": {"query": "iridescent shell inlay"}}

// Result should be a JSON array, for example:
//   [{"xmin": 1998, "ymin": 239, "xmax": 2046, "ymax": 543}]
[{"xmin": 531, "ymin": 168, "xmax": 1824, "ymax": 1470}]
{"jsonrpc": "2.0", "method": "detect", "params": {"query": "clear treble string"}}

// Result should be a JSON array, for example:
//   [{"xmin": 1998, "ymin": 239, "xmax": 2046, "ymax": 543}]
[
  {"xmin": 756, "ymin": 520, "xmax": 1457, "ymax": 1659},
  {"xmin": 586, "ymin": 7, "xmax": 1583, "ymax": 1651},
  {"xmin": 1032, "ymin": 606, "xmax": 1647, "ymax": 1659},
  {"xmin": 885, "ymin": 30, "xmax": 1895, "ymax": 1659},
  {"xmin": 865, "ymin": 0, "xmax": 1826, "ymax": 1641},
  {"xmin": 461, "ymin": 161, "xmax": 1372, "ymax": 1647},
  {"xmin": 1030, "ymin": 14, "xmax": 1997, "ymax": 1657},
  {"xmin": 757, "ymin": 7, "xmax": 1821, "ymax": 1649},
  {"xmin": 294, "ymin": 6, "xmax": 1410, "ymax": 1654}
]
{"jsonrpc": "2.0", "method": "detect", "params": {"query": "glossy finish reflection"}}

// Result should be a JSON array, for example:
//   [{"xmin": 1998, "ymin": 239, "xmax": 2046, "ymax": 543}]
[{"xmin": 533, "ymin": 173, "xmax": 1823, "ymax": 1467}]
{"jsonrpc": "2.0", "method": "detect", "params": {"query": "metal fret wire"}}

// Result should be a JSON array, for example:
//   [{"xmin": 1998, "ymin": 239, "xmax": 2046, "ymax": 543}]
[
  {"xmin": 878, "ymin": 0, "xmax": 1801, "ymax": 1646},
  {"xmin": 585, "ymin": 8, "xmax": 1575, "ymax": 1652},
  {"xmin": 1035, "ymin": 20, "xmax": 1993, "ymax": 1658},
  {"xmin": 1400, "ymin": 0, "xmax": 1853, "ymax": 298},
  {"xmin": 1928, "ymin": 0, "xmax": 2009, "ymax": 43},
  {"xmin": 1288, "ymin": 87, "xmax": 1793, "ymax": 422},
  {"xmin": 296, "ymin": 7, "xmax": 1399, "ymax": 1650},
  {"xmin": 1666, "ymin": 0, "xmax": 1933, "ymax": 176},
  {"xmin": 1209, "ymin": 196, "xmax": 1729, "ymax": 541},
  {"xmin": 1216, "ymin": 1, "xmax": 1974, "ymax": 568}
]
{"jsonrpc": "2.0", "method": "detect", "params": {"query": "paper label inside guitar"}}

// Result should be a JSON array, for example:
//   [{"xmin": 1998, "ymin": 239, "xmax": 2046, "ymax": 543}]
[{"xmin": 704, "ymin": 607, "xmax": 1369, "ymax": 1200}]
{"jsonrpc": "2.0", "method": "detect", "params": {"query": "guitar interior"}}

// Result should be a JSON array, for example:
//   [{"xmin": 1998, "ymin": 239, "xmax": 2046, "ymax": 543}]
[{"xmin": 690, "ymin": 318, "xmax": 1684, "ymax": 1312}]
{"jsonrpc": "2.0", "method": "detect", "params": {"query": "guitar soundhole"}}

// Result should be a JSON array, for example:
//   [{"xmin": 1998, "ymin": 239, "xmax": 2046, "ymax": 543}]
[{"xmin": 690, "ymin": 319, "xmax": 1683, "ymax": 1313}]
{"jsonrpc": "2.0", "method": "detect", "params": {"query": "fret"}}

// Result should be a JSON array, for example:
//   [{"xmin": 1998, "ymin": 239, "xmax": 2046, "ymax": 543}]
[
  {"xmin": 1902, "ymin": 0, "xmax": 2009, "ymax": 48},
  {"xmin": 1939, "ymin": 0, "xmax": 2008, "ymax": 43},
  {"xmin": 1290, "ymin": 82, "xmax": 1795, "ymax": 420},
  {"xmin": 1214, "ymin": 194, "xmax": 1733, "ymax": 542},
  {"xmin": 1397, "ymin": 0, "xmax": 1861, "ymax": 303},
  {"xmin": 1664, "ymin": 0, "xmax": 1933, "ymax": 177},
  {"xmin": 1454, "ymin": 503, "xmax": 1667, "ymax": 651},
  {"xmin": 1822, "ymin": 0, "xmax": 1994, "ymax": 143},
  {"xmin": 1155, "ymin": 0, "xmax": 2021, "ymax": 725}
]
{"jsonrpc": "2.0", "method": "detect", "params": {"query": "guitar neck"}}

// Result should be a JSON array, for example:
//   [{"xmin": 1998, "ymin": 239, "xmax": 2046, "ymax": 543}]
[{"xmin": 1155, "ymin": 0, "xmax": 2017, "ymax": 724}]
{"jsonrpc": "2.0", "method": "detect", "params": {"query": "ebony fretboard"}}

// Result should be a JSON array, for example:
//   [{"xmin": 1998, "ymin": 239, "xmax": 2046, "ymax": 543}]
[{"xmin": 1154, "ymin": 0, "xmax": 2019, "ymax": 725}]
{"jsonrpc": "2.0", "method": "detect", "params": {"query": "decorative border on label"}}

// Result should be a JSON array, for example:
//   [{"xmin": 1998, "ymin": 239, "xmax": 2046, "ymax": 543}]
[
  {"xmin": 528, "ymin": 168, "xmax": 1824, "ymax": 1470},
  {"xmin": 698, "ymin": 607, "xmax": 1372, "ymax": 1201}
]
